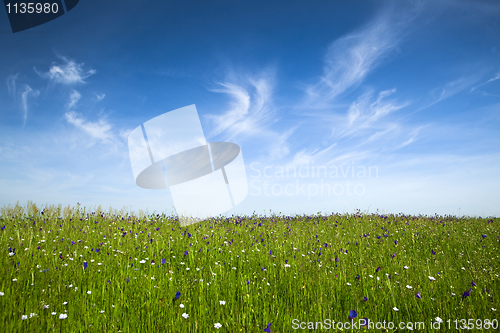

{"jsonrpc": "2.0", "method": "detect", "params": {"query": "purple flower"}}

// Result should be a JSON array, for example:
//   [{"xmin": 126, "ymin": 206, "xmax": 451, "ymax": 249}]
[
  {"xmin": 416, "ymin": 292, "xmax": 421, "ymax": 299},
  {"xmin": 391, "ymin": 253, "xmax": 396, "ymax": 258},
  {"xmin": 482, "ymin": 235, "xmax": 487, "ymax": 239},
  {"xmin": 376, "ymin": 267, "xmax": 381, "ymax": 272},
  {"xmin": 107, "ymin": 280, "xmax": 111, "ymax": 285},
  {"xmin": 126, "ymin": 278, "xmax": 129, "ymax": 283},
  {"xmin": 394, "ymin": 240, "xmax": 398, "ymax": 245},
  {"xmin": 184, "ymin": 250, "xmax": 189, "ymax": 256},
  {"xmin": 360, "ymin": 318, "xmax": 369, "ymax": 327},
  {"xmin": 431, "ymin": 250, "xmax": 436, "ymax": 255},
  {"xmin": 324, "ymin": 243, "xmax": 328, "ymax": 247},
  {"xmin": 463, "ymin": 291, "xmax": 470, "ymax": 298},
  {"xmin": 335, "ymin": 257, "xmax": 339, "ymax": 263},
  {"xmin": 264, "ymin": 323, "xmax": 271, "ymax": 332},
  {"xmin": 472, "ymin": 281, "xmax": 477, "ymax": 286},
  {"xmin": 348, "ymin": 310, "xmax": 357, "ymax": 320},
  {"xmin": 83, "ymin": 262, "xmax": 88, "ymax": 269},
  {"xmin": 188, "ymin": 233, "xmax": 191, "ymax": 238},
  {"xmin": 363, "ymin": 297, "xmax": 368, "ymax": 302},
  {"xmin": 162, "ymin": 259, "xmax": 166, "ymax": 265}
]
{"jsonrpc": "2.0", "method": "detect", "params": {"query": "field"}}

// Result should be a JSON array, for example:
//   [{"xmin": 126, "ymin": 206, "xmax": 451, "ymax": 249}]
[{"xmin": 1, "ymin": 202, "xmax": 499, "ymax": 332}]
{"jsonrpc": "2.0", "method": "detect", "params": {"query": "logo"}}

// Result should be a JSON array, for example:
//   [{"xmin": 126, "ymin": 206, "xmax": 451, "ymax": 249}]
[{"xmin": 128, "ymin": 105, "xmax": 248, "ymax": 226}]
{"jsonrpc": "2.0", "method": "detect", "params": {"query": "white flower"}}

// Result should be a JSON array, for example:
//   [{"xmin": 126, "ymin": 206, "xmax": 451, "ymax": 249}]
[
  {"xmin": 369, "ymin": 275, "xmax": 373, "ymax": 278},
  {"xmin": 492, "ymin": 308, "xmax": 497, "ymax": 312},
  {"xmin": 429, "ymin": 276, "xmax": 436, "ymax": 281},
  {"xmin": 87, "ymin": 291, "xmax": 91, "ymax": 294},
  {"xmin": 0, "ymin": 292, "xmax": 4, "ymax": 296},
  {"xmin": 186, "ymin": 268, "xmax": 190, "ymax": 271},
  {"xmin": 404, "ymin": 266, "xmax": 409, "ymax": 269},
  {"xmin": 12, "ymin": 279, "xmax": 17, "ymax": 282},
  {"xmin": 435, "ymin": 317, "xmax": 443, "ymax": 323},
  {"xmin": 29, "ymin": 313, "xmax": 36, "ymax": 318},
  {"xmin": 406, "ymin": 285, "xmax": 412, "ymax": 289},
  {"xmin": 393, "ymin": 307, "xmax": 399, "ymax": 311},
  {"xmin": 214, "ymin": 323, "xmax": 222, "ymax": 329},
  {"xmin": 179, "ymin": 304, "xmax": 184, "ymax": 308},
  {"xmin": 51, "ymin": 312, "xmax": 56, "ymax": 315},
  {"xmin": 63, "ymin": 302, "xmax": 68, "ymax": 305},
  {"xmin": 59, "ymin": 313, "xmax": 68, "ymax": 319},
  {"xmin": 22, "ymin": 315, "xmax": 27, "ymax": 320},
  {"xmin": 284, "ymin": 264, "xmax": 291, "ymax": 267},
  {"xmin": 182, "ymin": 313, "xmax": 189, "ymax": 319},
  {"xmin": 43, "ymin": 304, "xmax": 49, "ymax": 309},
  {"xmin": 346, "ymin": 283, "xmax": 351, "ymax": 286},
  {"xmin": 139, "ymin": 260, "xmax": 146, "ymax": 264},
  {"xmin": 100, "ymin": 310, "xmax": 105, "ymax": 313},
  {"xmin": 219, "ymin": 301, "xmax": 225, "ymax": 305},
  {"xmin": 377, "ymin": 276, "xmax": 380, "ymax": 281}
]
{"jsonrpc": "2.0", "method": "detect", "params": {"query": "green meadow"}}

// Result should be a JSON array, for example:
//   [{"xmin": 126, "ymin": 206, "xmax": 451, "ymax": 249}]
[{"xmin": 1, "ymin": 202, "xmax": 499, "ymax": 332}]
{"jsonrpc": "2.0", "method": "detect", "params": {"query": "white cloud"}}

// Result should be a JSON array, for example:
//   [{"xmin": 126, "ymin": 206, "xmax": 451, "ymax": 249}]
[
  {"xmin": 67, "ymin": 90, "xmax": 81, "ymax": 110},
  {"xmin": 36, "ymin": 56, "xmax": 96, "ymax": 84},
  {"xmin": 207, "ymin": 69, "xmax": 276, "ymax": 141},
  {"xmin": 20, "ymin": 85, "xmax": 40, "ymax": 127},
  {"xmin": 6, "ymin": 74, "xmax": 19, "ymax": 97},
  {"xmin": 64, "ymin": 111, "xmax": 115, "ymax": 144},
  {"xmin": 471, "ymin": 71, "xmax": 500, "ymax": 92},
  {"xmin": 95, "ymin": 93, "xmax": 106, "ymax": 101},
  {"xmin": 301, "ymin": 7, "xmax": 413, "ymax": 110}
]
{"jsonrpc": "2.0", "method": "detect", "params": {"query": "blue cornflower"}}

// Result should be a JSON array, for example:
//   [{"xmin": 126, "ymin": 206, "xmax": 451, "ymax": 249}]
[
  {"xmin": 184, "ymin": 250, "xmax": 189, "ymax": 256},
  {"xmin": 264, "ymin": 323, "xmax": 271, "ymax": 332},
  {"xmin": 416, "ymin": 292, "xmax": 421, "ymax": 299},
  {"xmin": 348, "ymin": 310, "xmax": 357, "ymax": 320},
  {"xmin": 463, "ymin": 291, "xmax": 470, "ymax": 298},
  {"xmin": 83, "ymin": 262, "xmax": 88, "ymax": 269},
  {"xmin": 162, "ymin": 259, "xmax": 166, "ymax": 265}
]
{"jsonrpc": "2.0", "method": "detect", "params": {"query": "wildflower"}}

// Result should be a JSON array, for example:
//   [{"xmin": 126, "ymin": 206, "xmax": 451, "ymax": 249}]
[
  {"xmin": 63, "ymin": 302, "xmax": 68, "ymax": 305},
  {"xmin": 429, "ymin": 276, "xmax": 436, "ymax": 281},
  {"xmin": 416, "ymin": 292, "xmax": 421, "ymax": 299},
  {"xmin": 87, "ymin": 291, "xmax": 91, "ymax": 294},
  {"xmin": 404, "ymin": 266, "xmax": 409, "ymax": 269},
  {"xmin": 462, "ymin": 290, "xmax": 470, "ymax": 298},
  {"xmin": 22, "ymin": 315, "xmax": 27, "ymax": 320},
  {"xmin": 376, "ymin": 267, "xmax": 381, "ymax": 272},
  {"xmin": 335, "ymin": 257, "xmax": 339, "ymax": 263},
  {"xmin": 391, "ymin": 253, "xmax": 396, "ymax": 258},
  {"xmin": 83, "ymin": 262, "xmax": 88, "ymax": 269},
  {"xmin": 184, "ymin": 250, "xmax": 189, "ymax": 256},
  {"xmin": 394, "ymin": 240, "xmax": 398, "ymax": 245},
  {"xmin": 59, "ymin": 313, "xmax": 68, "ymax": 319},
  {"xmin": 0, "ymin": 292, "xmax": 3, "ymax": 296},
  {"xmin": 173, "ymin": 291, "xmax": 181, "ymax": 303},
  {"xmin": 435, "ymin": 317, "xmax": 443, "ymax": 323},
  {"xmin": 363, "ymin": 297, "xmax": 368, "ymax": 302},
  {"xmin": 214, "ymin": 323, "xmax": 222, "ymax": 329},
  {"xmin": 12, "ymin": 278, "xmax": 17, "ymax": 282},
  {"xmin": 219, "ymin": 301, "xmax": 225, "ymax": 305},
  {"xmin": 492, "ymin": 308, "xmax": 497, "ymax": 311},
  {"xmin": 406, "ymin": 285, "xmax": 412, "ymax": 289},
  {"xmin": 182, "ymin": 313, "xmax": 189, "ymax": 319},
  {"xmin": 431, "ymin": 250, "xmax": 436, "ymax": 255},
  {"xmin": 180, "ymin": 304, "xmax": 184, "ymax": 308},
  {"xmin": 471, "ymin": 281, "xmax": 477, "ymax": 286},
  {"xmin": 393, "ymin": 307, "xmax": 399, "ymax": 311},
  {"xmin": 360, "ymin": 318, "xmax": 369, "ymax": 327},
  {"xmin": 100, "ymin": 310, "xmax": 105, "ymax": 313},
  {"xmin": 51, "ymin": 312, "xmax": 56, "ymax": 315},
  {"xmin": 349, "ymin": 310, "xmax": 357, "ymax": 320},
  {"xmin": 264, "ymin": 323, "xmax": 271, "ymax": 332}
]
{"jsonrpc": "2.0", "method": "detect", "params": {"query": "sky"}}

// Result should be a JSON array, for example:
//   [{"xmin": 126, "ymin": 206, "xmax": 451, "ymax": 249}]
[{"xmin": 0, "ymin": 0, "xmax": 499, "ymax": 218}]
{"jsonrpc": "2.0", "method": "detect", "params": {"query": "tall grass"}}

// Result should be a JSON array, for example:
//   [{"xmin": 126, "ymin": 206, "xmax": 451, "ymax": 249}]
[{"xmin": 1, "ymin": 202, "xmax": 498, "ymax": 332}]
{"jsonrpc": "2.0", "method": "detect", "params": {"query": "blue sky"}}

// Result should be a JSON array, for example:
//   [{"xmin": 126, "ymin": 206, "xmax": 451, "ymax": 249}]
[{"xmin": 1, "ymin": 0, "xmax": 499, "ymax": 217}]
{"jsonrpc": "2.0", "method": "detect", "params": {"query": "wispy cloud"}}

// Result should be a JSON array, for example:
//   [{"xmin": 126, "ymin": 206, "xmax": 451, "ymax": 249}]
[
  {"xmin": 207, "ymin": 69, "xmax": 276, "ymax": 141},
  {"xmin": 301, "ymin": 6, "xmax": 415, "ymax": 110},
  {"xmin": 95, "ymin": 93, "xmax": 106, "ymax": 101},
  {"xmin": 36, "ymin": 56, "xmax": 96, "ymax": 84},
  {"xmin": 471, "ymin": 71, "xmax": 500, "ymax": 92},
  {"xmin": 20, "ymin": 85, "xmax": 40, "ymax": 127},
  {"xmin": 64, "ymin": 111, "xmax": 115, "ymax": 144},
  {"xmin": 6, "ymin": 74, "xmax": 19, "ymax": 98},
  {"xmin": 67, "ymin": 90, "xmax": 81, "ymax": 110}
]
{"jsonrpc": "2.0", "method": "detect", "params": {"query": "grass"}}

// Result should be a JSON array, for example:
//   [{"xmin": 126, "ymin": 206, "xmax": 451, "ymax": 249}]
[{"xmin": 1, "ymin": 201, "xmax": 499, "ymax": 332}]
